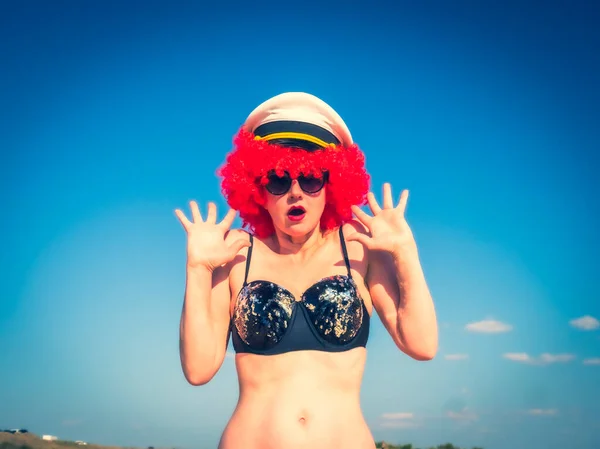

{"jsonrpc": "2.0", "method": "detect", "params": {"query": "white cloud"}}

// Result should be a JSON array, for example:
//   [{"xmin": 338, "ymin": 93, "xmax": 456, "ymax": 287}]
[
  {"xmin": 444, "ymin": 353, "xmax": 469, "ymax": 361},
  {"xmin": 379, "ymin": 412, "xmax": 421, "ymax": 428},
  {"xmin": 465, "ymin": 319, "xmax": 512, "ymax": 333},
  {"xmin": 527, "ymin": 408, "xmax": 558, "ymax": 416},
  {"xmin": 225, "ymin": 351, "xmax": 235, "ymax": 359},
  {"xmin": 503, "ymin": 352, "xmax": 576, "ymax": 365},
  {"xmin": 569, "ymin": 315, "xmax": 600, "ymax": 330},
  {"xmin": 381, "ymin": 412, "xmax": 414, "ymax": 420},
  {"xmin": 539, "ymin": 353, "xmax": 575, "ymax": 363},
  {"xmin": 503, "ymin": 353, "xmax": 532, "ymax": 362},
  {"xmin": 583, "ymin": 358, "xmax": 600, "ymax": 365}
]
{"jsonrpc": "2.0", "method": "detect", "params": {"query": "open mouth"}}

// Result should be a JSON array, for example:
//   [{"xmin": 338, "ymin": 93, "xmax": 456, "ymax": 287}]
[{"xmin": 287, "ymin": 206, "xmax": 306, "ymax": 220}]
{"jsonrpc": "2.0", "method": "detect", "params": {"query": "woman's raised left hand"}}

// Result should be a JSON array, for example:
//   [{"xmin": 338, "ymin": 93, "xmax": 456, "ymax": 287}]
[{"xmin": 346, "ymin": 183, "xmax": 418, "ymax": 257}]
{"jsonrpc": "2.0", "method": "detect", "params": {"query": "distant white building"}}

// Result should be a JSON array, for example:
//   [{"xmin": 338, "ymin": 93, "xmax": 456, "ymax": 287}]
[{"xmin": 42, "ymin": 435, "xmax": 58, "ymax": 441}]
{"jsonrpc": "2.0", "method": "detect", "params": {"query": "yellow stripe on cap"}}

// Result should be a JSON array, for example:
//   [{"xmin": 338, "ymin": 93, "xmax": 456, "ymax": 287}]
[{"xmin": 257, "ymin": 132, "xmax": 330, "ymax": 148}]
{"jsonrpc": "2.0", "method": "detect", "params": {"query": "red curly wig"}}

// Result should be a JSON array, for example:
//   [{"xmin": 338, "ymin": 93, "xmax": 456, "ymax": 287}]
[{"xmin": 217, "ymin": 127, "xmax": 370, "ymax": 238}]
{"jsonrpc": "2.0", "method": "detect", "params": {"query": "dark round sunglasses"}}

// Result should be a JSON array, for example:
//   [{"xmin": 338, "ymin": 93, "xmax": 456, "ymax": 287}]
[{"xmin": 265, "ymin": 171, "xmax": 328, "ymax": 195}]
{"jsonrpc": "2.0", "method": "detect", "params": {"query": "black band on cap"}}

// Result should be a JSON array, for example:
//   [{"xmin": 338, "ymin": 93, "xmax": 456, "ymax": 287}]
[{"xmin": 253, "ymin": 120, "xmax": 341, "ymax": 152}]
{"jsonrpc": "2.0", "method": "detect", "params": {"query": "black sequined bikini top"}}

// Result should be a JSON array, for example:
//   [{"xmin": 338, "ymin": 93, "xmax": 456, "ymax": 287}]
[{"xmin": 230, "ymin": 227, "xmax": 370, "ymax": 355}]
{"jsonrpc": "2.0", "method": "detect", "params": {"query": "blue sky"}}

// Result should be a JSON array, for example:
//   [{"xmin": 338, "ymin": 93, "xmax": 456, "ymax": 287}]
[{"xmin": 1, "ymin": 1, "xmax": 599, "ymax": 448}]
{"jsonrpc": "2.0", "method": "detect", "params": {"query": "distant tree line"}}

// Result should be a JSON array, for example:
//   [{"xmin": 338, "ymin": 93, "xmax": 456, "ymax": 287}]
[
  {"xmin": 376, "ymin": 442, "xmax": 484, "ymax": 449},
  {"xmin": 0, "ymin": 438, "xmax": 484, "ymax": 449}
]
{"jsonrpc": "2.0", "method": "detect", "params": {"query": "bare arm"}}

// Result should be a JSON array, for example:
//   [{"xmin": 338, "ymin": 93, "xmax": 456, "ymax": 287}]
[
  {"xmin": 179, "ymin": 261, "xmax": 232, "ymax": 385},
  {"xmin": 347, "ymin": 186, "xmax": 438, "ymax": 361},
  {"xmin": 174, "ymin": 201, "xmax": 249, "ymax": 385},
  {"xmin": 393, "ymin": 248, "xmax": 438, "ymax": 359},
  {"xmin": 367, "ymin": 245, "xmax": 438, "ymax": 360}
]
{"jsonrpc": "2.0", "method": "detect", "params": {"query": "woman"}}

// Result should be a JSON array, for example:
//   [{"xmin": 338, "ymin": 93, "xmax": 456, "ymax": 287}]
[{"xmin": 175, "ymin": 92, "xmax": 438, "ymax": 449}]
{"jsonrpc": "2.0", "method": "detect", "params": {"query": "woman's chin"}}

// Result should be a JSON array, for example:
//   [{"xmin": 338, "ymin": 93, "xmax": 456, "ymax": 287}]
[{"xmin": 278, "ymin": 218, "xmax": 319, "ymax": 236}]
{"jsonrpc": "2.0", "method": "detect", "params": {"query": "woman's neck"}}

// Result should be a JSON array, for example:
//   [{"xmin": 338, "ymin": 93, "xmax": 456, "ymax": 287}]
[{"xmin": 270, "ymin": 226, "xmax": 327, "ymax": 258}]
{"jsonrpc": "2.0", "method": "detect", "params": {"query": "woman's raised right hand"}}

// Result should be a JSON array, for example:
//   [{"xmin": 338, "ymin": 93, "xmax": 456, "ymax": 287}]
[{"xmin": 175, "ymin": 201, "xmax": 250, "ymax": 272}]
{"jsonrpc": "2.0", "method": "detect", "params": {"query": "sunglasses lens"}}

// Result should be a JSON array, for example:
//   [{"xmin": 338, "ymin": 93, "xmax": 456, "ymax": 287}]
[
  {"xmin": 266, "ymin": 173, "xmax": 291, "ymax": 195},
  {"xmin": 298, "ymin": 175, "xmax": 325, "ymax": 193}
]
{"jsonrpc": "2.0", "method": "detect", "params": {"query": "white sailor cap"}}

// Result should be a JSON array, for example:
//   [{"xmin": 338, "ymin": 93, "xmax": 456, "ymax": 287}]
[{"xmin": 242, "ymin": 92, "xmax": 354, "ymax": 151}]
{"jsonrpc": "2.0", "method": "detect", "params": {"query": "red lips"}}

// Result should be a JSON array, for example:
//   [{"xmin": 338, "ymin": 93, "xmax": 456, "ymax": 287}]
[{"xmin": 287, "ymin": 206, "xmax": 306, "ymax": 221}]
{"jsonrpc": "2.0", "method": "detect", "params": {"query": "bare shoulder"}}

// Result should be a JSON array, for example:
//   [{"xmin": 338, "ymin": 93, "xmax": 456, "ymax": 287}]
[
  {"xmin": 221, "ymin": 228, "xmax": 252, "ymax": 284},
  {"xmin": 342, "ymin": 219, "xmax": 370, "ymax": 238},
  {"xmin": 224, "ymin": 227, "xmax": 252, "ymax": 245},
  {"xmin": 341, "ymin": 219, "xmax": 370, "ymax": 268}
]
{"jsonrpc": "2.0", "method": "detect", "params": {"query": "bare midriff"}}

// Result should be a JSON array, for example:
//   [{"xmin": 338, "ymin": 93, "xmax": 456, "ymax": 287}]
[{"xmin": 218, "ymin": 348, "xmax": 375, "ymax": 449}]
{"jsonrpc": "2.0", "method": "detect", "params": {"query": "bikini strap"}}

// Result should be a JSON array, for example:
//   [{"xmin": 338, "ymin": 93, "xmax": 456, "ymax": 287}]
[
  {"xmin": 243, "ymin": 233, "xmax": 254, "ymax": 285},
  {"xmin": 338, "ymin": 226, "xmax": 352, "ymax": 278}
]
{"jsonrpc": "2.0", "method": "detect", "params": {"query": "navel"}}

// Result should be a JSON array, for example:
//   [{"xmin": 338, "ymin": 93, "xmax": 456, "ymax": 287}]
[{"xmin": 297, "ymin": 409, "xmax": 309, "ymax": 426}]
